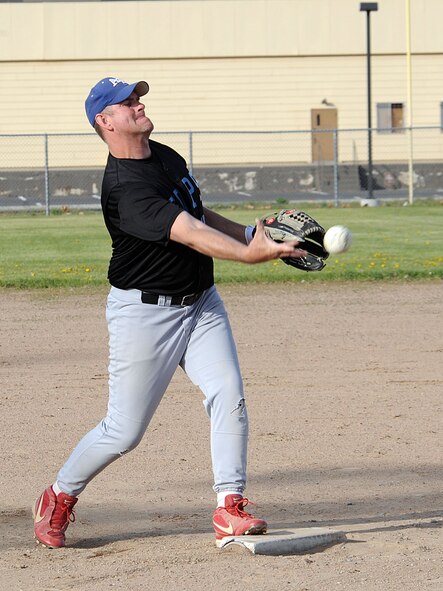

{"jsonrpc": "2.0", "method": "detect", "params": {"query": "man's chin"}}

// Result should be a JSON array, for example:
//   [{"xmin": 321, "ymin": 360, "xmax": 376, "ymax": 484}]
[{"xmin": 141, "ymin": 119, "xmax": 154, "ymax": 135}]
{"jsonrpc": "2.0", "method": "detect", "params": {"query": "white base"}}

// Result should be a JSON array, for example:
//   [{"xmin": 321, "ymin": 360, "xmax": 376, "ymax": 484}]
[
  {"xmin": 216, "ymin": 527, "xmax": 346, "ymax": 555},
  {"xmin": 359, "ymin": 197, "xmax": 380, "ymax": 207}
]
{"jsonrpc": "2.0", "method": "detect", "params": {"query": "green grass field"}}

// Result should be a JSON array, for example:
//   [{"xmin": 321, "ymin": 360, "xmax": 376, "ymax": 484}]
[{"xmin": 0, "ymin": 202, "xmax": 441, "ymax": 288}]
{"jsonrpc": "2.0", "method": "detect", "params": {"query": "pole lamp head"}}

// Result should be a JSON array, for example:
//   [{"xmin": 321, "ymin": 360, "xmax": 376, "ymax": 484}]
[{"xmin": 360, "ymin": 2, "xmax": 378, "ymax": 11}]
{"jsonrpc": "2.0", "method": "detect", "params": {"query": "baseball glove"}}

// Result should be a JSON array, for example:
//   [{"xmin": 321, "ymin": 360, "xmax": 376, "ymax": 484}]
[{"xmin": 261, "ymin": 209, "xmax": 328, "ymax": 271}]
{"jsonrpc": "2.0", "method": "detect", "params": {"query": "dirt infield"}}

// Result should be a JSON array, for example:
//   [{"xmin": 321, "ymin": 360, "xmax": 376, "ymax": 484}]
[{"xmin": 1, "ymin": 283, "xmax": 441, "ymax": 591}]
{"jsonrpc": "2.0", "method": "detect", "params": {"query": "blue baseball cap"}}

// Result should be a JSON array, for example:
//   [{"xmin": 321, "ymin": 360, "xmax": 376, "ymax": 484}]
[{"xmin": 85, "ymin": 77, "xmax": 149, "ymax": 127}]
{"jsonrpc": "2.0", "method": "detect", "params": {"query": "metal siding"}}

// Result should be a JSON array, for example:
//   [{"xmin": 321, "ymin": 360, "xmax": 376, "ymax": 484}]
[
  {"xmin": 0, "ymin": 1, "xmax": 442, "ymax": 163},
  {"xmin": 1, "ymin": 1, "xmax": 443, "ymax": 61},
  {"xmin": 2, "ymin": 54, "xmax": 441, "ymax": 133}
]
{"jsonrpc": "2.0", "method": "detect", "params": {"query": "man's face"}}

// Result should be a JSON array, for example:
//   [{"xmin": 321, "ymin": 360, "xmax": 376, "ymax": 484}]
[{"xmin": 103, "ymin": 92, "xmax": 154, "ymax": 135}]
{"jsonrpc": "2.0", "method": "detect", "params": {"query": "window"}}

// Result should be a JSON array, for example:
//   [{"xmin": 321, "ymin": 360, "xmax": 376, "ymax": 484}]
[{"xmin": 376, "ymin": 103, "xmax": 405, "ymax": 133}]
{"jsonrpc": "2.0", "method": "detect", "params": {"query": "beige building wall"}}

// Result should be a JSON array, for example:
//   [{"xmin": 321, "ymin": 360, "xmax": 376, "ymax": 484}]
[{"xmin": 0, "ymin": 0, "xmax": 442, "ymax": 166}]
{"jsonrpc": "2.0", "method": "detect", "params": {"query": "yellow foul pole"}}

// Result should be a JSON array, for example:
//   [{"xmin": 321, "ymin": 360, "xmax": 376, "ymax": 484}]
[{"xmin": 406, "ymin": 0, "xmax": 414, "ymax": 204}]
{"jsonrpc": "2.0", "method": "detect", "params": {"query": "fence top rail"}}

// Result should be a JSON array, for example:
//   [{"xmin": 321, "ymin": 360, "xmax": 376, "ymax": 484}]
[
  {"xmin": 0, "ymin": 126, "xmax": 440, "ymax": 139},
  {"xmin": 0, "ymin": 133, "xmax": 95, "ymax": 138}
]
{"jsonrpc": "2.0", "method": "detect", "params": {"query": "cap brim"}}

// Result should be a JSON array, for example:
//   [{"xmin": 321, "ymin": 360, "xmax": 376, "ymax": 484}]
[
  {"xmin": 110, "ymin": 81, "xmax": 150, "ymax": 106},
  {"xmin": 134, "ymin": 81, "xmax": 149, "ymax": 97}
]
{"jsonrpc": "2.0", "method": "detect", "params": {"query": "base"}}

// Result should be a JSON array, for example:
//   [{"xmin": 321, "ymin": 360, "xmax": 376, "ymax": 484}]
[
  {"xmin": 359, "ymin": 197, "xmax": 380, "ymax": 207},
  {"xmin": 216, "ymin": 527, "xmax": 346, "ymax": 555}
]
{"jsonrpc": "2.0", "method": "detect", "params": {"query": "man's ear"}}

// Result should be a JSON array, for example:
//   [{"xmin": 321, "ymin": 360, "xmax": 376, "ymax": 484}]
[{"xmin": 95, "ymin": 113, "xmax": 113, "ymax": 131}]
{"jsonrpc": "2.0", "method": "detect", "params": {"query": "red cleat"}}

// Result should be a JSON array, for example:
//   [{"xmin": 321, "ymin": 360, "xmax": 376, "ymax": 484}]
[
  {"xmin": 213, "ymin": 494, "xmax": 267, "ymax": 540},
  {"xmin": 33, "ymin": 486, "xmax": 77, "ymax": 548}
]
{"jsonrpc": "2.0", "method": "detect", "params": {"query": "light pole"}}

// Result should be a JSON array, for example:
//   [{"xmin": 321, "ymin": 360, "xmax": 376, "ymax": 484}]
[{"xmin": 360, "ymin": 2, "xmax": 378, "ymax": 199}]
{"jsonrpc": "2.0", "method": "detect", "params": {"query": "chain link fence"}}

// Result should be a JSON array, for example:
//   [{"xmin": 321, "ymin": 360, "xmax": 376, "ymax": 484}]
[{"xmin": 0, "ymin": 127, "xmax": 442, "ymax": 213}]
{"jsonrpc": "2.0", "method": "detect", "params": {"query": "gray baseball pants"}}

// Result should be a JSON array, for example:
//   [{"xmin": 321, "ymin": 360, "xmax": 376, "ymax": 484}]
[{"xmin": 56, "ymin": 285, "xmax": 248, "ymax": 497}]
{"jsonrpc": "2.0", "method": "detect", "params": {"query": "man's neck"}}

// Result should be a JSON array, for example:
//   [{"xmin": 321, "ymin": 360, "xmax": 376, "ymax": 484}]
[{"xmin": 108, "ymin": 136, "xmax": 152, "ymax": 159}]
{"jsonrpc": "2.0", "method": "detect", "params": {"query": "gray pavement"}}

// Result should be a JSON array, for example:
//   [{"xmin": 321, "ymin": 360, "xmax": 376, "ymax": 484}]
[{"xmin": 0, "ymin": 188, "xmax": 440, "ymax": 212}]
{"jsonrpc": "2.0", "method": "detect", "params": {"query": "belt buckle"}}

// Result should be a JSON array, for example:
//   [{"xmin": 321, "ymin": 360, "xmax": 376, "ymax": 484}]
[{"xmin": 180, "ymin": 293, "xmax": 195, "ymax": 306}]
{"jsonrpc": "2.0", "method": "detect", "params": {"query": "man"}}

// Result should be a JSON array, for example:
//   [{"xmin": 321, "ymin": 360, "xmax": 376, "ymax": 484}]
[{"xmin": 33, "ymin": 77, "xmax": 306, "ymax": 548}]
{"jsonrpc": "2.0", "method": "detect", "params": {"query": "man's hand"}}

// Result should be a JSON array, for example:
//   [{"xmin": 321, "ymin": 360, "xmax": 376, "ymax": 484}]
[{"xmin": 242, "ymin": 219, "xmax": 307, "ymax": 264}]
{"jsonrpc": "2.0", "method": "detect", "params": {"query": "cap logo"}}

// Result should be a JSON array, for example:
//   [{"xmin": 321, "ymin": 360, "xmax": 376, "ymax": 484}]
[{"xmin": 108, "ymin": 77, "xmax": 127, "ymax": 87}]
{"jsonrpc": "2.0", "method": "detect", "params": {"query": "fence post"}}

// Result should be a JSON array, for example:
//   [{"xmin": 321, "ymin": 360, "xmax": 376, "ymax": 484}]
[
  {"xmin": 188, "ymin": 131, "xmax": 194, "ymax": 174},
  {"xmin": 333, "ymin": 129, "xmax": 339, "ymax": 207},
  {"xmin": 44, "ymin": 133, "xmax": 50, "ymax": 216},
  {"xmin": 407, "ymin": 126, "xmax": 414, "ymax": 205}
]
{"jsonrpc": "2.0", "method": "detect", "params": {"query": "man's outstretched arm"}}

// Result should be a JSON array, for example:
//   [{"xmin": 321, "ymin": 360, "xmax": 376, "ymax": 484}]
[{"xmin": 170, "ymin": 210, "xmax": 307, "ymax": 264}]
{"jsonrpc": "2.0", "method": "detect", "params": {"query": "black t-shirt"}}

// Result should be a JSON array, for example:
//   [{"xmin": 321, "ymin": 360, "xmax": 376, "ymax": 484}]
[{"xmin": 101, "ymin": 140, "xmax": 214, "ymax": 294}]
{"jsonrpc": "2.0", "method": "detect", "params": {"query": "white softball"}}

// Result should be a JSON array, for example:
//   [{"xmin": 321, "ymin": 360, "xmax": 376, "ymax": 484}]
[{"xmin": 323, "ymin": 225, "xmax": 352, "ymax": 254}]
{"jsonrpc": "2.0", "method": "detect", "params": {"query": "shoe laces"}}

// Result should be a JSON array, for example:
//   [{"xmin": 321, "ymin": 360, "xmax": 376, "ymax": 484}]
[
  {"xmin": 229, "ymin": 497, "xmax": 256, "ymax": 518},
  {"xmin": 51, "ymin": 499, "xmax": 76, "ymax": 530}
]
